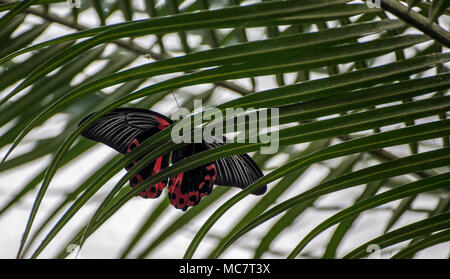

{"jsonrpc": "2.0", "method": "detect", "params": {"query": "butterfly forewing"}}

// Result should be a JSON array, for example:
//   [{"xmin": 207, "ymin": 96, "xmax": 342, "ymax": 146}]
[
  {"xmin": 203, "ymin": 139, "xmax": 267, "ymax": 195},
  {"xmin": 79, "ymin": 108, "xmax": 171, "ymax": 154},
  {"xmin": 80, "ymin": 108, "xmax": 173, "ymax": 198}
]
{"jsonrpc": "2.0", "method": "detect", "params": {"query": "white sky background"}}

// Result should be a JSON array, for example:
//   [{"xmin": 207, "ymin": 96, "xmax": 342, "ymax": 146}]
[{"xmin": 0, "ymin": 0, "xmax": 449, "ymax": 259}]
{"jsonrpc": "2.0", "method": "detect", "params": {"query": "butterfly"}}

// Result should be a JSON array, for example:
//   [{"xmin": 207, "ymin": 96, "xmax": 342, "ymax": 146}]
[{"xmin": 79, "ymin": 108, "xmax": 267, "ymax": 211}]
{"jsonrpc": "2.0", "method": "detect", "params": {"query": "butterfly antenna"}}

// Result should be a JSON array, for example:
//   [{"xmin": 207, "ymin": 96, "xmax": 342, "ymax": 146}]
[{"xmin": 171, "ymin": 91, "xmax": 181, "ymax": 110}]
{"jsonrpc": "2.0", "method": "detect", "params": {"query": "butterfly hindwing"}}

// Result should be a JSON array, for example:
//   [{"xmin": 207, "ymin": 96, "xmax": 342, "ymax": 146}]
[
  {"xmin": 167, "ymin": 137, "xmax": 265, "ymax": 211},
  {"xmin": 168, "ymin": 144, "xmax": 218, "ymax": 211},
  {"xmin": 125, "ymin": 136, "xmax": 170, "ymax": 199}
]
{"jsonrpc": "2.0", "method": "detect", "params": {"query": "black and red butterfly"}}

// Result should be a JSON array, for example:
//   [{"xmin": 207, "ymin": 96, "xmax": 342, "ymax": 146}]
[{"xmin": 79, "ymin": 108, "xmax": 266, "ymax": 211}]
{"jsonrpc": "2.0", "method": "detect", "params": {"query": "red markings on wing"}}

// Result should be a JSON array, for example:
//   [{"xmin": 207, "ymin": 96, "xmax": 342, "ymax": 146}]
[
  {"xmin": 127, "ymin": 138, "xmax": 140, "ymax": 153},
  {"xmin": 154, "ymin": 116, "xmax": 170, "ymax": 130},
  {"xmin": 199, "ymin": 163, "xmax": 216, "ymax": 197},
  {"xmin": 206, "ymin": 164, "xmax": 217, "ymax": 182},
  {"xmin": 168, "ymin": 172, "xmax": 187, "ymax": 210},
  {"xmin": 168, "ymin": 163, "xmax": 218, "ymax": 211},
  {"xmin": 186, "ymin": 191, "xmax": 200, "ymax": 207},
  {"xmin": 126, "ymin": 138, "xmax": 166, "ymax": 199}
]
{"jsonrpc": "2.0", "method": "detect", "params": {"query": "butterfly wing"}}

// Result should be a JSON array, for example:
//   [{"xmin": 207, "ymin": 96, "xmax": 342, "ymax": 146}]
[
  {"xmin": 203, "ymin": 138, "xmax": 267, "ymax": 195},
  {"xmin": 79, "ymin": 108, "xmax": 173, "ymax": 198},
  {"xmin": 167, "ymin": 138, "xmax": 266, "ymax": 211},
  {"xmin": 168, "ymin": 144, "xmax": 218, "ymax": 211},
  {"xmin": 79, "ymin": 108, "xmax": 171, "ymax": 154}
]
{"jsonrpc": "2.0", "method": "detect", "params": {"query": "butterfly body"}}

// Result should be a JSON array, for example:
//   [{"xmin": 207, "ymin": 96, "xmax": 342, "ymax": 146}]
[{"xmin": 79, "ymin": 108, "xmax": 266, "ymax": 211}]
